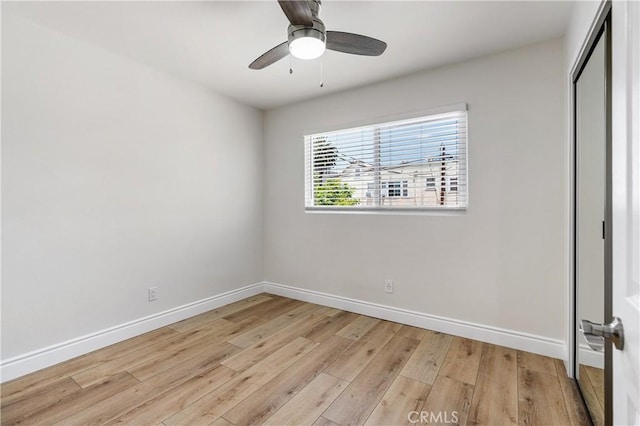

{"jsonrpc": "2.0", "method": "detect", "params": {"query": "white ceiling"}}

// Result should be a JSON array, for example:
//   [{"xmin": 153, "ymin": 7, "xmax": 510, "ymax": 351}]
[{"xmin": 4, "ymin": 1, "xmax": 574, "ymax": 110}]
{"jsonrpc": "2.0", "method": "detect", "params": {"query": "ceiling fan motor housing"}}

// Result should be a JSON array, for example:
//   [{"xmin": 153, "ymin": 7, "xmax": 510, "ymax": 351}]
[
  {"xmin": 287, "ymin": 0, "xmax": 325, "ymax": 53},
  {"xmin": 287, "ymin": 20, "xmax": 326, "ymax": 47}
]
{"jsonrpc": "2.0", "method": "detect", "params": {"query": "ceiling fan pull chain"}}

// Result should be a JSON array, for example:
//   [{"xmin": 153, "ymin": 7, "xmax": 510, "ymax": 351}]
[
  {"xmin": 320, "ymin": 57, "xmax": 324, "ymax": 88},
  {"xmin": 289, "ymin": 54, "xmax": 293, "ymax": 74}
]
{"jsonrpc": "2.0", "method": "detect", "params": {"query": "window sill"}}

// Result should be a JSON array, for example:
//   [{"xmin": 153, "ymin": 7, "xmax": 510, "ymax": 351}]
[{"xmin": 304, "ymin": 206, "xmax": 467, "ymax": 216}]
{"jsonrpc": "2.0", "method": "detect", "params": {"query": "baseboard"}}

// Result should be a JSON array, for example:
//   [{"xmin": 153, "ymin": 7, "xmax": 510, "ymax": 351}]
[
  {"xmin": 579, "ymin": 343, "xmax": 605, "ymax": 369},
  {"xmin": 1, "ymin": 280, "xmax": 568, "ymax": 383},
  {"xmin": 0, "ymin": 283, "xmax": 264, "ymax": 383},
  {"xmin": 263, "ymin": 281, "xmax": 566, "ymax": 360}
]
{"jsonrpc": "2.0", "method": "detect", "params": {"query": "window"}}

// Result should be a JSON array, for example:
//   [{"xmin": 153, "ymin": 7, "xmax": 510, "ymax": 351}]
[
  {"xmin": 305, "ymin": 107, "xmax": 467, "ymax": 210},
  {"xmin": 383, "ymin": 181, "xmax": 408, "ymax": 197},
  {"xmin": 450, "ymin": 177, "xmax": 458, "ymax": 192}
]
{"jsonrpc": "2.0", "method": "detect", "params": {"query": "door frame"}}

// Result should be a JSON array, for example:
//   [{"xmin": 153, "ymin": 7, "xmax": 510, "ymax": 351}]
[{"xmin": 570, "ymin": 2, "xmax": 612, "ymax": 425}]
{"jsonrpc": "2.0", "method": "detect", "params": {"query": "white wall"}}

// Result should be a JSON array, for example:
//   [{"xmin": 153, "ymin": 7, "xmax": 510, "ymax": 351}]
[
  {"xmin": 1, "ymin": 13, "xmax": 263, "ymax": 360},
  {"xmin": 264, "ymin": 39, "xmax": 566, "ymax": 341}
]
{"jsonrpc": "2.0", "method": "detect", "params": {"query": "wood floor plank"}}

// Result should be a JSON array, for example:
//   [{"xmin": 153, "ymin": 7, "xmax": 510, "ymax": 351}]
[
  {"xmin": 400, "ymin": 331, "xmax": 453, "ymax": 385},
  {"xmin": 51, "ymin": 376, "xmax": 179, "ymax": 425},
  {"xmin": 315, "ymin": 305, "xmax": 348, "ymax": 317},
  {"xmin": 227, "ymin": 303, "xmax": 323, "ymax": 348},
  {"xmin": 127, "ymin": 317, "xmax": 260, "ymax": 381},
  {"xmin": 468, "ymin": 344, "xmax": 518, "ymax": 425},
  {"xmin": 320, "ymin": 307, "xmax": 341, "ymax": 317},
  {"xmin": 0, "ymin": 327, "xmax": 172, "ymax": 404},
  {"xmin": 222, "ymin": 310, "xmax": 329, "ymax": 372},
  {"xmin": 397, "ymin": 324, "xmax": 429, "ymax": 341},
  {"xmin": 364, "ymin": 375, "xmax": 431, "ymax": 426},
  {"xmin": 107, "ymin": 365, "xmax": 236, "ymax": 425},
  {"xmin": 14, "ymin": 371, "xmax": 139, "ymax": 425},
  {"xmin": 303, "ymin": 310, "xmax": 360, "ymax": 343},
  {"xmin": 56, "ymin": 345, "xmax": 239, "ymax": 425},
  {"xmin": 420, "ymin": 376, "xmax": 474, "ymax": 426},
  {"xmin": 0, "ymin": 377, "xmax": 81, "ymax": 425},
  {"xmin": 313, "ymin": 417, "xmax": 341, "ymax": 426},
  {"xmin": 439, "ymin": 337, "xmax": 483, "ymax": 385},
  {"xmin": 222, "ymin": 296, "xmax": 302, "ymax": 322},
  {"xmin": 223, "ymin": 335, "xmax": 353, "ymax": 425},
  {"xmin": 168, "ymin": 294, "xmax": 272, "ymax": 333},
  {"xmin": 554, "ymin": 359, "xmax": 592, "ymax": 426},
  {"xmin": 142, "ymin": 341, "xmax": 238, "ymax": 388},
  {"xmin": 335, "ymin": 315, "xmax": 380, "ymax": 340},
  {"xmin": 517, "ymin": 350, "xmax": 558, "ymax": 377},
  {"xmin": 163, "ymin": 337, "xmax": 319, "ymax": 426},
  {"xmin": 323, "ymin": 335, "xmax": 419, "ymax": 426},
  {"xmin": 210, "ymin": 418, "xmax": 235, "ymax": 426},
  {"xmin": 579, "ymin": 364, "xmax": 605, "ymax": 426},
  {"xmin": 130, "ymin": 341, "xmax": 240, "ymax": 382},
  {"xmin": 583, "ymin": 365, "xmax": 605, "ymax": 411},
  {"xmin": 518, "ymin": 367, "xmax": 570, "ymax": 426},
  {"xmin": 263, "ymin": 373, "xmax": 349, "ymax": 426},
  {"xmin": 1, "ymin": 355, "xmax": 95, "ymax": 405},
  {"xmin": 325, "ymin": 320, "xmax": 400, "ymax": 381},
  {"xmin": 72, "ymin": 318, "xmax": 238, "ymax": 387},
  {"xmin": 336, "ymin": 315, "xmax": 380, "ymax": 340},
  {"xmin": 71, "ymin": 320, "xmax": 225, "ymax": 387}
]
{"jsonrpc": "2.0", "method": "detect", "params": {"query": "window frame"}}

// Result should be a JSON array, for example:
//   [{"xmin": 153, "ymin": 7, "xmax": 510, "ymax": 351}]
[{"xmin": 304, "ymin": 104, "xmax": 468, "ymax": 214}]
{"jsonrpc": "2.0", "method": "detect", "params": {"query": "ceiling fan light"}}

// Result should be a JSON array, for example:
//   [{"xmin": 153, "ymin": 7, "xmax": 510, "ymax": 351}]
[
  {"xmin": 290, "ymin": 36, "xmax": 326, "ymax": 60},
  {"xmin": 288, "ymin": 26, "xmax": 326, "ymax": 60}
]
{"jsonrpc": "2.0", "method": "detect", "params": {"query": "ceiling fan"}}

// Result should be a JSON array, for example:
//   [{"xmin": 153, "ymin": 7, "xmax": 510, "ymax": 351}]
[{"xmin": 249, "ymin": 0, "xmax": 387, "ymax": 70}]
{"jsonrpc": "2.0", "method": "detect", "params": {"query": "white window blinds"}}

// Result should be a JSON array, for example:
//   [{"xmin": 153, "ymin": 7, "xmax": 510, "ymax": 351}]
[{"xmin": 305, "ymin": 108, "xmax": 468, "ymax": 211}]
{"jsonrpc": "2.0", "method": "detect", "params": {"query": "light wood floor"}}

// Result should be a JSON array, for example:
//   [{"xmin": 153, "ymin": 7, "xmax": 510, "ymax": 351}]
[
  {"xmin": 1, "ymin": 294, "xmax": 592, "ymax": 425},
  {"xmin": 579, "ymin": 365, "xmax": 604, "ymax": 426}
]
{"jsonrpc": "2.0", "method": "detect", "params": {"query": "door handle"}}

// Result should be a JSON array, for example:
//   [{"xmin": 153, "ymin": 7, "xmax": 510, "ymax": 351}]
[
  {"xmin": 580, "ymin": 317, "xmax": 625, "ymax": 350},
  {"xmin": 580, "ymin": 327, "xmax": 605, "ymax": 352}
]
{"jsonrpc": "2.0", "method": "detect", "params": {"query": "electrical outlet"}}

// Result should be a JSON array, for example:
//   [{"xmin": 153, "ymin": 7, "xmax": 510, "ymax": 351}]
[
  {"xmin": 385, "ymin": 280, "xmax": 393, "ymax": 293},
  {"xmin": 148, "ymin": 287, "xmax": 158, "ymax": 302}
]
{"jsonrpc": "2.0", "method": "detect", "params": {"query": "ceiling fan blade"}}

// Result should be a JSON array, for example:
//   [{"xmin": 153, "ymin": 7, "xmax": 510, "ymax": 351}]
[
  {"xmin": 278, "ymin": 0, "xmax": 313, "ymax": 26},
  {"xmin": 326, "ymin": 31, "xmax": 387, "ymax": 56},
  {"xmin": 249, "ymin": 41, "xmax": 290, "ymax": 70}
]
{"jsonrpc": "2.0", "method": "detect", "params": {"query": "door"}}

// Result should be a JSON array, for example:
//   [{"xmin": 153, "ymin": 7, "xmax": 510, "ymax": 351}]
[
  {"xmin": 575, "ymin": 18, "xmax": 608, "ymax": 426},
  {"xmin": 611, "ymin": 1, "xmax": 640, "ymax": 425},
  {"xmin": 575, "ymin": 2, "xmax": 640, "ymax": 425}
]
